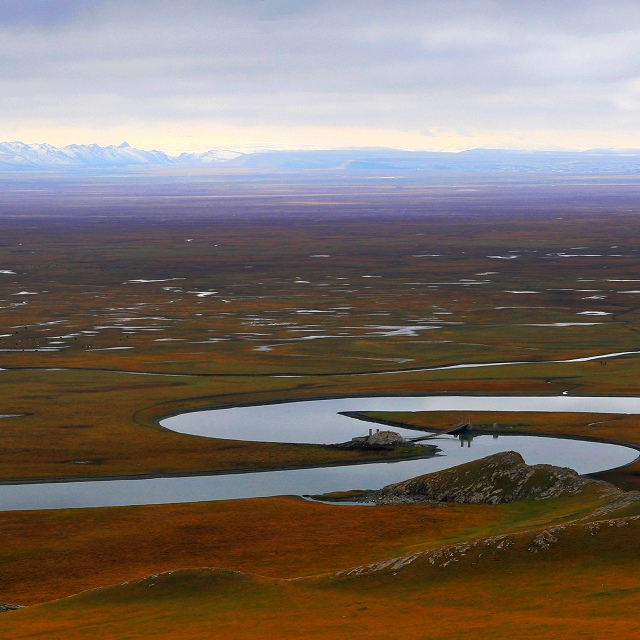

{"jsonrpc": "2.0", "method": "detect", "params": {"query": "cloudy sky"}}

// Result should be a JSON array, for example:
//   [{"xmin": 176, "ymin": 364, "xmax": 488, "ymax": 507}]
[{"xmin": 3, "ymin": 0, "xmax": 640, "ymax": 152}]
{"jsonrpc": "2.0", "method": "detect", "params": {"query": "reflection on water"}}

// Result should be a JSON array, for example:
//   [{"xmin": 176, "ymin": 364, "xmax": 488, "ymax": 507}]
[
  {"xmin": 452, "ymin": 432, "xmax": 501, "ymax": 447},
  {"xmin": 457, "ymin": 433, "xmax": 475, "ymax": 447}
]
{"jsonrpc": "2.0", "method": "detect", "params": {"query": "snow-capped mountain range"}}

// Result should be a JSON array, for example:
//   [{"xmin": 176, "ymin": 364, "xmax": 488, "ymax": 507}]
[
  {"xmin": 3, "ymin": 141, "xmax": 640, "ymax": 173},
  {"xmin": 0, "ymin": 141, "xmax": 242, "ymax": 169}
]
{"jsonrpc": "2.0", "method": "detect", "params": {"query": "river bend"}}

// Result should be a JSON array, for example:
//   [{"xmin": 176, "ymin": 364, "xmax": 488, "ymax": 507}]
[{"xmin": 1, "ymin": 395, "xmax": 638, "ymax": 511}]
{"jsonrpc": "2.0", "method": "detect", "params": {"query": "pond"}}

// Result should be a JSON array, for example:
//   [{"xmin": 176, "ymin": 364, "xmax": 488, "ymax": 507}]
[{"xmin": 1, "ymin": 395, "xmax": 638, "ymax": 511}]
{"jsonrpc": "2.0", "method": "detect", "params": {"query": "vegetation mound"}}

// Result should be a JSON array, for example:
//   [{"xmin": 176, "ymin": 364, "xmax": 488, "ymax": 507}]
[
  {"xmin": 2, "ymin": 517, "xmax": 639, "ymax": 639},
  {"xmin": 66, "ymin": 567, "xmax": 277, "ymax": 607},
  {"xmin": 374, "ymin": 451, "xmax": 617, "ymax": 504}
]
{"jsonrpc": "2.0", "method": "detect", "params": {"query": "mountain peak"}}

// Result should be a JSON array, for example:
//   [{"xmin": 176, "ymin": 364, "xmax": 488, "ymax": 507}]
[{"xmin": 117, "ymin": 141, "xmax": 131, "ymax": 148}]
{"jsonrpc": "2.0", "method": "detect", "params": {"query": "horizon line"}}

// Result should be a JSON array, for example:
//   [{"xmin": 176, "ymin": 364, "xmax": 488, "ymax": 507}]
[{"xmin": 5, "ymin": 140, "xmax": 640, "ymax": 157}]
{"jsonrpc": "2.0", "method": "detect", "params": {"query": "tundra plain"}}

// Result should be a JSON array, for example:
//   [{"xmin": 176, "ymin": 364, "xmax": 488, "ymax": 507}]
[{"xmin": 0, "ymin": 172, "xmax": 639, "ymax": 637}]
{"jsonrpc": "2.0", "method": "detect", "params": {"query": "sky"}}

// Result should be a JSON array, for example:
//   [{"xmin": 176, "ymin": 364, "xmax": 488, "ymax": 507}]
[{"xmin": 2, "ymin": 0, "xmax": 640, "ymax": 153}]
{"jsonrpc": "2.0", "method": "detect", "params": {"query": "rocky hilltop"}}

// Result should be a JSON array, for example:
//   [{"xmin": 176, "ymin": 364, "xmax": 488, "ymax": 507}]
[{"xmin": 373, "ymin": 451, "xmax": 629, "ymax": 505}]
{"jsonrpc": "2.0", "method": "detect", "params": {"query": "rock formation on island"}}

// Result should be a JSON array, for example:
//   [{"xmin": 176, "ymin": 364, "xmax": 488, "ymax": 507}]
[{"xmin": 334, "ymin": 430, "xmax": 411, "ymax": 450}]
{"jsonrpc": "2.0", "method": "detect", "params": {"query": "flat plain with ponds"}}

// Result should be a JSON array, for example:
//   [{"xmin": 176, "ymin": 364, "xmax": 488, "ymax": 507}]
[{"xmin": 1, "ymin": 175, "xmax": 640, "ymax": 637}]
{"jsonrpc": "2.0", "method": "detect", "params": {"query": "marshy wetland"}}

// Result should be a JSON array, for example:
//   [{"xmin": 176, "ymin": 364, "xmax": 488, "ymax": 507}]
[{"xmin": 1, "ymin": 173, "xmax": 640, "ymax": 637}]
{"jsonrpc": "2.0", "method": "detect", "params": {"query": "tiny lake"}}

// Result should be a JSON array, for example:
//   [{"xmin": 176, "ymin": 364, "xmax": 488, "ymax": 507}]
[{"xmin": 1, "ymin": 395, "xmax": 638, "ymax": 511}]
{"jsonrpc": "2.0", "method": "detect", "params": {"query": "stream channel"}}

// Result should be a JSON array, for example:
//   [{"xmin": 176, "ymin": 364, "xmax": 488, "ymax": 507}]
[{"xmin": 2, "ymin": 395, "xmax": 639, "ymax": 511}]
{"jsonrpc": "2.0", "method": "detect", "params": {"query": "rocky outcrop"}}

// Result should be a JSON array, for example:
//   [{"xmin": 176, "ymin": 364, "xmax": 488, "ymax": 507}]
[
  {"xmin": 367, "ymin": 431, "xmax": 407, "ymax": 447},
  {"xmin": 0, "ymin": 603, "xmax": 23, "ymax": 613},
  {"xmin": 334, "ymin": 430, "xmax": 410, "ymax": 450},
  {"xmin": 373, "ymin": 451, "xmax": 618, "ymax": 505},
  {"xmin": 333, "ymin": 515, "xmax": 640, "ymax": 580}
]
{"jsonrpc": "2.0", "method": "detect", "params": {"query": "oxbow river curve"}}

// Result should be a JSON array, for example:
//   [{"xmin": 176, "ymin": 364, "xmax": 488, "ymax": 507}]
[{"xmin": 1, "ymin": 395, "xmax": 639, "ymax": 511}]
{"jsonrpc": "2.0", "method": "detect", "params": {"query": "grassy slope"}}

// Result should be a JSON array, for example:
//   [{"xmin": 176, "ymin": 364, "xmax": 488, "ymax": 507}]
[
  {"xmin": 0, "ymin": 497, "xmax": 500, "ymax": 605},
  {"xmin": 0, "ymin": 461, "xmax": 636, "ymax": 606},
  {"xmin": 1, "ymin": 514, "xmax": 638, "ymax": 639}
]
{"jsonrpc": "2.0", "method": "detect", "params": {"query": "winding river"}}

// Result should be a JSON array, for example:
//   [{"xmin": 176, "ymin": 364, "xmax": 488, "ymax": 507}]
[{"xmin": 1, "ymin": 395, "xmax": 639, "ymax": 512}]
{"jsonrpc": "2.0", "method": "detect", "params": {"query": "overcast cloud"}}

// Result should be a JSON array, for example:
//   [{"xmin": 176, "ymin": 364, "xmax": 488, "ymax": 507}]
[{"xmin": 2, "ymin": 0, "xmax": 640, "ymax": 150}]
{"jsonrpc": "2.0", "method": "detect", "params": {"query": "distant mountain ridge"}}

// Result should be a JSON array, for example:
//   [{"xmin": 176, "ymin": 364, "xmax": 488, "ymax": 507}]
[
  {"xmin": 3, "ymin": 141, "xmax": 640, "ymax": 173},
  {"xmin": 0, "ymin": 141, "xmax": 242, "ymax": 169}
]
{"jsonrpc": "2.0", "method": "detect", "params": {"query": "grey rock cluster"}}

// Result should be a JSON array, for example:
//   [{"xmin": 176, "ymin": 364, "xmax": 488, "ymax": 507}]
[
  {"xmin": 373, "ymin": 451, "xmax": 616, "ymax": 505},
  {"xmin": 335, "ymin": 430, "xmax": 408, "ymax": 450},
  {"xmin": 0, "ymin": 603, "xmax": 23, "ymax": 613}
]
